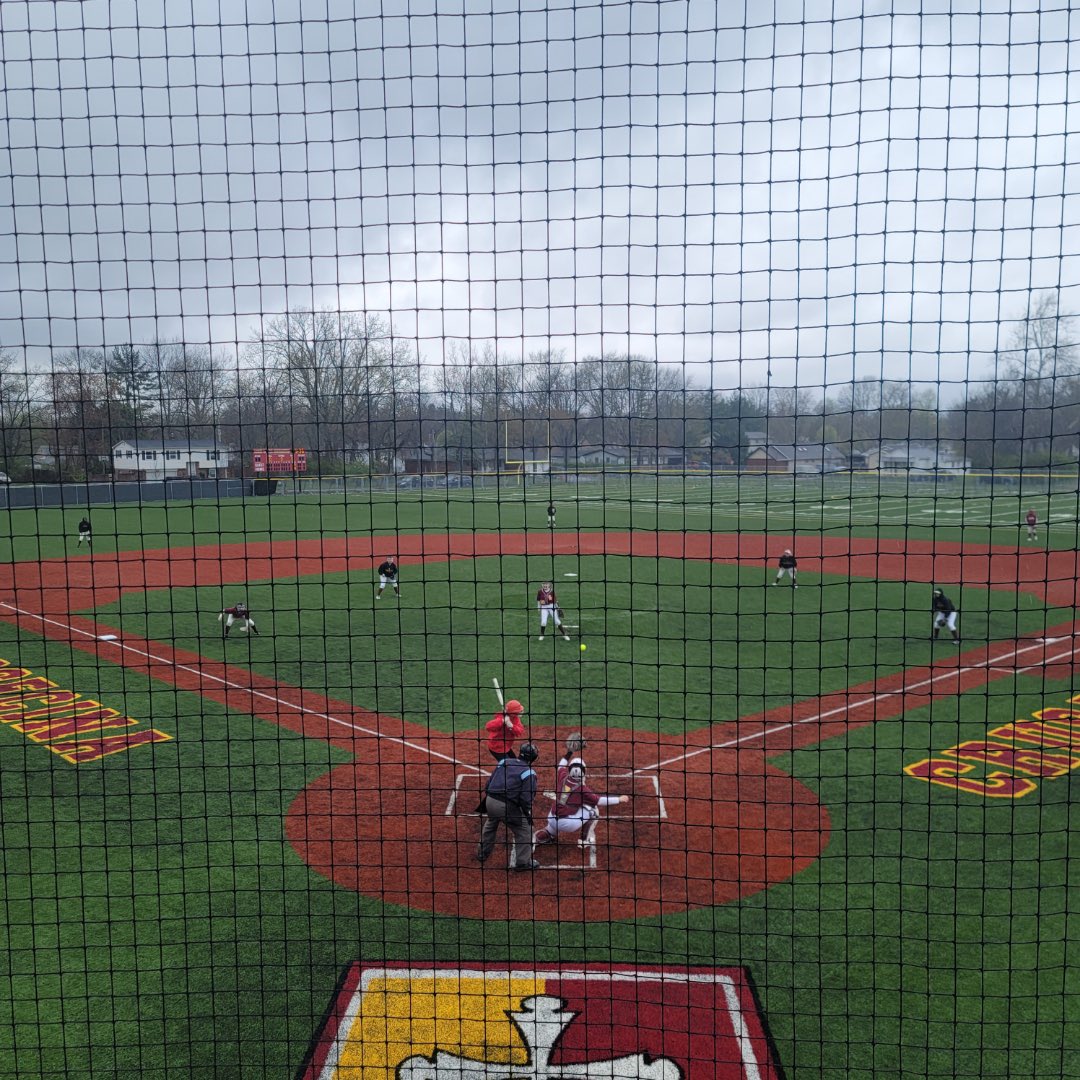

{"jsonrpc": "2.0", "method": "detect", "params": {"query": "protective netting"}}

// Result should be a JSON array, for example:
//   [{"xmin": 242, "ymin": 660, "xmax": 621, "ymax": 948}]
[{"xmin": 1, "ymin": 2, "xmax": 1078, "ymax": 1078}]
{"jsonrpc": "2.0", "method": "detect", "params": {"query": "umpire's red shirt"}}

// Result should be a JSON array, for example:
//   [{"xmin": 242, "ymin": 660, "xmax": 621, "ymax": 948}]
[{"xmin": 484, "ymin": 713, "xmax": 524, "ymax": 754}]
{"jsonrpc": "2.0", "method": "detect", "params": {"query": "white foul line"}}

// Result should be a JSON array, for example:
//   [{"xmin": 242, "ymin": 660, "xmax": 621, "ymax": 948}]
[
  {"xmin": 444, "ymin": 773, "xmax": 467, "ymax": 815},
  {"xmin": 652, "ymin": 773, "xmax": 668, "ymax": 819},
  {"xmin": 0, "ymin": 601, "xmax": 483, "ymax": 773},
  {"xmin": 633, "ymin": 634, "xmax": 1080, "ymax": 776}
]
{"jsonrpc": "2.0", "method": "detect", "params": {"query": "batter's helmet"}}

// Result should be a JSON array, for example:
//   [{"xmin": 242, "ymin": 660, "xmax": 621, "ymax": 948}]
[
  {"xmin": 505, "ymin": 699, "xmax": 525, "ymax": 714},
  {"xmin": 567, "ymin": 758, "xmax": 586, "ymax": 781},
  {"xmin": 519, "ymin": 743, "xmax": 539, "ymax": 763}
]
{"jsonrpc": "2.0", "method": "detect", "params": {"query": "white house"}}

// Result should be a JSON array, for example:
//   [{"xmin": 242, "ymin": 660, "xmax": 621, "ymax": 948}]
[
  {"xmin": 112, "ymin": 439, "xmax": 238, "ymax": 481},
  {"xmin": 865, "ymin": 441, "xmax": 969, "ymax": 474}
]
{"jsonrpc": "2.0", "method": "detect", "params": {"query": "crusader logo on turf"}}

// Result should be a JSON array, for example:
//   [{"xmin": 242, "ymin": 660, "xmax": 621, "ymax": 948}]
[
  {"xmin": 301, "ymin": 964, "xmax": 783, "ymax": 1080},
  {"xmin": 397, "ymin": 995, "xmax": 679, "ymax": 1079}
]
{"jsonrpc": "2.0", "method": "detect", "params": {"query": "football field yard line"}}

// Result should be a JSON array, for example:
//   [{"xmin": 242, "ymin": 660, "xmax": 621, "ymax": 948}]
[
  {"xmin": 629, "ymin": 635, "xmax": 1080, "ymax": 777},
  {"xmin": 0, "ymin": 601, "xmax": 483, "ymax": 773}
]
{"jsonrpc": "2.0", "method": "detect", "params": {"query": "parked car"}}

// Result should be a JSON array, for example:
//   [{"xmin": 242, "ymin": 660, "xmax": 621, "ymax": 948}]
[
  {"xmin": 445, "ymin": 474, "xmax": 473, "ymax": 488},
  {"xmin": 0, "ymin": 473, "xmax": 10, "ymax": 484},
  {"xmin": 397, "ymin": 475, "xmax": 421, "ymax": 488}
]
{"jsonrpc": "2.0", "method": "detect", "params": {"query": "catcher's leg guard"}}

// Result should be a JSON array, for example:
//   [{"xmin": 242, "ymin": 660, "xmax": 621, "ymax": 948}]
[{"xmin": 579, "ymin": 817, "xmax": 597, "ymax": 846}]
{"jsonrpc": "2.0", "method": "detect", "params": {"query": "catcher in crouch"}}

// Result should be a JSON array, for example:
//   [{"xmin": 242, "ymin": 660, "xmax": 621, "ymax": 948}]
[
  {"xmin": 533, "ymin": 758, "xmax": 628, "ymax": 846},
  {"xmin": 536, "ymin": 581, "xmax": 571, "ymax": 641}
]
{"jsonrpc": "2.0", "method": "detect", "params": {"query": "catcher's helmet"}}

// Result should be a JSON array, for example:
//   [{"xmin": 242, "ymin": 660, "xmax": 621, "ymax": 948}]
[
  {"xmin": 567, "ymin": 758, "xmax": 586, "ymax": 781},
  {"xmin": 505, "ymin": 699, "xmax": 525, "ymax": 714},
  {"xmin": 519, "ymin": 743, "xmax": 539, "ymax": 763}
]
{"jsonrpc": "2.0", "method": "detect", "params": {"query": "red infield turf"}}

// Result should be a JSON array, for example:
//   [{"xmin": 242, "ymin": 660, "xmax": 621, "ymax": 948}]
[{"xmin": 1, "ymin": 532, "xmax": 1077, "ymax": 921}]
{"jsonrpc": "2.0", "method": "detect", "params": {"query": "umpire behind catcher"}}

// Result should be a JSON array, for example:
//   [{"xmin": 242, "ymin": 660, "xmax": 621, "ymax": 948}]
[{"xmin": 477, "ymin": 743, "xmax": 540, "ymax": 871}]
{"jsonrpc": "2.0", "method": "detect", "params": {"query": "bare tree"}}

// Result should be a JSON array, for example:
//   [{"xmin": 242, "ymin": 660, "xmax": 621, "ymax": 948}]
[
  {"xmin": 147, "ymin": 341, "xmax": 232, "ymax": 437},
  {"xmin": 0, "ymin": 351, "xmax": 38, "ymax": 476},
  {"xmin": 48, "ymin": 348, "xmax": 116, "ymax": 478},
  {"xmin": 1000, "ymin": 293, "xmax": 1080, "ymax": 462},
  {"xmin": 247, "ymin": 309, "xmax": 398, "ymax": 466}
]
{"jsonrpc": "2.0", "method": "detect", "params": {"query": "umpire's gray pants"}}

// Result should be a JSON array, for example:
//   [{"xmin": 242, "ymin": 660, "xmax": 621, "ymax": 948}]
[{"xmin": 478, "ymin": 797, "xmax": 533, "ymax": 866}]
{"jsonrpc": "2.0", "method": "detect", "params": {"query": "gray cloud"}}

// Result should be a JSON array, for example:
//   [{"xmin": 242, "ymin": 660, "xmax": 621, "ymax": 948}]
[{"xmin": 0, "ymin": 0, "xmax": 1076, "ymax": 395}]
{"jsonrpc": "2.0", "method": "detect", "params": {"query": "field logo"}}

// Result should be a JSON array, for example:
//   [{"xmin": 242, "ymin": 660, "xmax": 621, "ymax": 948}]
[
  {"xmin": 301, "ymin": 964, "xmax": 784, "ymax": 1080},
  {"xmin": 904, "ymin": 696, "xmax": 1080, "ymax": 798}
]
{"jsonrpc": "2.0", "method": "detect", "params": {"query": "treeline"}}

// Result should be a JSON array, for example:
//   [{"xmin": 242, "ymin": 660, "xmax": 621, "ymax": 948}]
[{"xmin": 0, "ymin": 293, "xmax": 1077, "ymax": 479}]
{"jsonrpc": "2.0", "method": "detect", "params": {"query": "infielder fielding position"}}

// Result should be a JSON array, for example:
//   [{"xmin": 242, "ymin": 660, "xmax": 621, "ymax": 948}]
[
  {"xmin": 772, "ymin": 549, "xmax": 798, "ymax": 587},
  {"xmin": 376, "ymin": 556, "xmax": 399, "ymax": 599},
  {"xmin": 220, "ymin": 601, "xmax": 259, "ymax": 637},
  {"xmin": 932, "ymin": 588, "xmax": 960, "ymax": 643}
]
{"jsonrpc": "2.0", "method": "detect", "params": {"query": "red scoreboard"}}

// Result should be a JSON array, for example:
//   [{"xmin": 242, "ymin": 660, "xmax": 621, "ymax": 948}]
[{"xmin": 252, "ymin": 449, "xmax": 307, "ymax": 474}]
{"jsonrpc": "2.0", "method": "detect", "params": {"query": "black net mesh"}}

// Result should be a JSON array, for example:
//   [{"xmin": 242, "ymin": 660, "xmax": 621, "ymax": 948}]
[{"xmin": 1, "ymin": 2, "xmax": 1078, "ymax": 1078}]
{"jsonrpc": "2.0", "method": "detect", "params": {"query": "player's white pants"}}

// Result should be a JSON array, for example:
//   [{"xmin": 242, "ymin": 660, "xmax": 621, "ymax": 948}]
[
  {"xmin": 379, "ymin": 575, "xmax": 398, "ymax": 588},
  {"xmin": 225, "ymin": 614, "xmax": 256, "ymax": 632},
  {"xmin": 543, "ymin": 806, "xmax": 597, "ymax": 838},
  {"xmin": 77, "ymin": 534, "xmax": 91, "ymax": 546},
  {"xmin": 539, "ymin": 604, "xmax": 561, "ymax": 628},
  {"xmin": 775, "ymin": 566, "xmax": 795, "ymax": 580},
  {"xmin": 933, "ymin": 612, "xmax": 958, "ymax": 632}
]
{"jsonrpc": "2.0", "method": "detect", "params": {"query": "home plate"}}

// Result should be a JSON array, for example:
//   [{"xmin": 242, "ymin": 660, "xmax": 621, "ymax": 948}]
[{"xmin": 98, "ymin": 634, "xmax": 118, "ymax": 641}]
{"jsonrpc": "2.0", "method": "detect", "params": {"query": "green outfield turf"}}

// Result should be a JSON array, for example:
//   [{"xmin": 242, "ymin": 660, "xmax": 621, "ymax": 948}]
[
  {"xmin": 2, "ymin": 481, "xmax": 1079, "ymax": 1079},
  {"xmin": 2, "ymin": 471, "xmax": 1080, "ymax": 563},
  {"xmin": 93, "ymin": 555, "xmax": 1071, "ymax": 733}
]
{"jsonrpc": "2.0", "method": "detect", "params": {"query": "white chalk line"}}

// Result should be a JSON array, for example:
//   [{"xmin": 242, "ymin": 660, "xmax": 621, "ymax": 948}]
[
  {"xmin": 629, "ymin": 633, "xmax": 1080, "ymax": 777},
  {"xmin": 0, "ymin": 601, "xmax": 482, "ymax": 773},
  {"xmin": 445, "ymin": 771, "xmax": 668, "ymax": 820}
]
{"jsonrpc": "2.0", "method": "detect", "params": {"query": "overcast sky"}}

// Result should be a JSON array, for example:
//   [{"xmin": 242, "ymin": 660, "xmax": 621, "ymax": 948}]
[{"xmin": 1, "ymin": 0, "xmax": 1077, "ymax": 393}]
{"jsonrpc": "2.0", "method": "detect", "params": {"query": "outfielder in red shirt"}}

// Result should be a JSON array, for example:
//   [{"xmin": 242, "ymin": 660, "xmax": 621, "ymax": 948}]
[
  {"xmin": 1025, "ymin": 509, "xmax": 1038, "ymax": 542},
  {"xmin": 484, "ymin": 699, "xmax": 526, "ymax": 761},
  {"xmin": 536, "ymin": 581, "xmax": 571, "ymax": 641}
]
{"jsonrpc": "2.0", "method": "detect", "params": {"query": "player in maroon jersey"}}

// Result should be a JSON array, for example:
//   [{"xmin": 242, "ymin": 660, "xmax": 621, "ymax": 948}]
[
  {"xmin": 1025, "ymin": 509, "xmax": 1038, "ymax": 542},
  {"xmin": 533, "ymin": 758, "xmax": 628, "ymax": 846},
  {"xmin": 219, "ymin": 601, "xmax": 259, "ymax": 637},
  {"xmin": 536, "ymin": 582, "xmax": 571, "ymax": 641}
]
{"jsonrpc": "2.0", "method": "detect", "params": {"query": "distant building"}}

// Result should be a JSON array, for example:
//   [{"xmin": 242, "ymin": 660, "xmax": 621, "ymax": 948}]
[
  {"xmin": 576, "ymin": 446, "xmax": 628, "ymax": 467},
  {"xmin": 864, "ymin": 441, "xmax": 969, "ymax": 474},
  {"xmin": 744, "ymin": 442, "xmax": 849, "ymax": 474},
  {"xmin": 112, "ymin": 439, "xmax": 238, "ymax": 481}
]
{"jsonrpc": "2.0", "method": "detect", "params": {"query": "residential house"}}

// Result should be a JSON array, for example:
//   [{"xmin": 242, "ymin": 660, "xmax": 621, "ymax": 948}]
[
  {"xmin": 745, "ymin": 442, "xmax": 849, "ymax": 474},
  {"xmin": 112, "ymin": 439, "xmax": 238, "ymax": 481},
  {"xmin": 576, "ymin": 446, "xmax": 628, "ymax": 467},
  {"xmin": 865, "ymin": 441, "xmax": 969, "ymax": 474}
]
